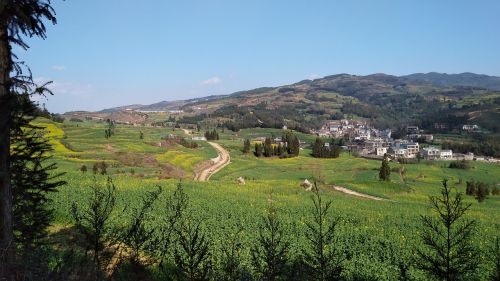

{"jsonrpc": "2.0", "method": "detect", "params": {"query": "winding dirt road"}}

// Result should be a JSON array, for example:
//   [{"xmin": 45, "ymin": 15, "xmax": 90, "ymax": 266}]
[{"xmin": 194, "ymin": 142, "xmax": 231, "ymax": 181}]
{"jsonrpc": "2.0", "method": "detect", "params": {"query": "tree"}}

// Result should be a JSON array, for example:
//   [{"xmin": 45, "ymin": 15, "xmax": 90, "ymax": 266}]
[
  {"xmin": 311, "ymin": 138, "xmax": 324, "ymax": 158},
  {"xmin": 10, "ymin": 95, "xmax": 66, "ymax": 249},
  {"xmin": 99, "ymin": 161, "xmax": 107, "ymax": 175},
  {"xmin": 92, "ymin": 163, "xmax": 99, "ymax": 175},
  {"xmin": 283, "ymin": 132, "xmax": 300, "ymax": 157},
  {"xmin": 311, "ymin": 138, "xmax": 341, "ymax": 159},
  {"xmin": 303, "ymin": 182, "xmax": 343, "ymax": 280},
  {"xmin": 157, "ymin": 183, "xmax": 189, "ymax": 273},
  {"xmin": 416, "ymin": 179, "xmax": 480, "ymax": 280},
  {"xmin": 251, "ymin": 204, "xmax": 290, "ymax": 281},
  {"xmin": 80, "ymin": 165, "xmax": 88, "ymax": 173},
  {"xmin": 255, "ymin": 143, "xmax": 263, "ymax": 157},
  {"xmin": 117, "ymin": 186, "xmax": 162, "ymax": 270},
  {"xmin": 264, "ymin": 137, "xmax": 273, "ymax": 157},
  {"xmin": 217, "ymin": 219, "xmax": 245, "ymax": 281},
  {"xmin": 243, "ymin": 139, "xmax": 251, "ymax": 154},
  {"xmin": 174, "ymin": 218, "xmax": 212, "ymax": 281},
  {"xmin": 1, "ymin": 1, "xmax": 57, "ymax": 277},
  {"xmin": 139, "ymin": 131, "xmax": 144, "ymax": 140},
  {"xmin": 379, "ymin": 154, "xmax": 391, "ymax": 181},
  {"xmin": 71, "ymin": 177, "xmax": 117, "ymax": 280},
  {"xmin": 8, "ymin": 94, "xmax": 66, "ymax": 280}
]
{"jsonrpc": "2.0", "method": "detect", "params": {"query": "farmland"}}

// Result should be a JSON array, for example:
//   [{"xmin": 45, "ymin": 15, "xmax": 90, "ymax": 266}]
[{"xmin": 40, "ymin": 119, "xmax": 500, "ymax": 280}]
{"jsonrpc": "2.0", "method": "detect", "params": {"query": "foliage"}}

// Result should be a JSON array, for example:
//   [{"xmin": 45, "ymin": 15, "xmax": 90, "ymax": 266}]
[
  {"xmin": 118, "ymin": 186, "xmax": 162, "ymax": 265},
  {"xmin": 311, "ymin": 138, "xmax": 341, "ymax": 158},
  {"xmin": 174, "ymin": 218, "xmax": 212, "ymax": 281},
  {"xmin": 10, "ymin": 95, "xmax": 66, "ymax": 249},
  {"xmin": 466, "ymin": 180, "xmax": 493, "ymax": 202},
  {"xmin": 303, "ymin": 182, "xmax": 344, "ymax": 280},
  {"xmin": 416, "ymin": 179, "xmax": 480, "ymax": 280},
  {"xmin": 71, "ymin": 177, "xmax": 118, "ymax": 280},
  {"xmin": 242, "ymin": 139, "xmax": 251, "ymax": 154},
  {"xmin": 204, "ymin": 129, "xmax": 219, "ymax": 141},
  {"xmin": 251, "ymin": 203, "xmax": 290, "ymax": 281},
  {"xmin": 379, "ymin": 155, "xmax": 391, "ymax": 181},
  {"xmin": 216, "ymin": 219, "xmax": 246, "ymax": 281},
  {"xmin": 491, "ymin": 236, "xmax": 500, "ymax": 281},
  {"xmin": 448, "ymin": 160, "xmax": 470, "ymax": 170},
  {"xmin": 157, "ymin": 183, "xmax": 189, "ymax": 268}
]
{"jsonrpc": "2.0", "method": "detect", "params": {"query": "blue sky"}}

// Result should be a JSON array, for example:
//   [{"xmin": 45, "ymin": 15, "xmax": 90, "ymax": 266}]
[{"xmin": 18, "ymin": 0, "xmax": 500, "ymax": 113}]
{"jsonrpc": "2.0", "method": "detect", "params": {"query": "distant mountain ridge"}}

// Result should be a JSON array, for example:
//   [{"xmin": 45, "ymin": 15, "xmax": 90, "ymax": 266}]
[
  {"xmin": 97, "ymin": 72, "xmax": 500, "ymax": 113},
  {"xmin": 402, "ymin": 72, "xmax": 500, "ymax": 91}
]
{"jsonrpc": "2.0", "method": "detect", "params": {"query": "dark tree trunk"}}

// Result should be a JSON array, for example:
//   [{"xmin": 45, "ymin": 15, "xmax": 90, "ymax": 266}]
[{"xmin": 0, "ymin": 25, "xmax": 15, "ymax": 280}]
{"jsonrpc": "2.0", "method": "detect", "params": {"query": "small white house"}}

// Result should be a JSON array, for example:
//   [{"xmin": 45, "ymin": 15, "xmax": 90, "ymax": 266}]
[
  {"xmin": 192, "ymin": 136, "xmax": 207, "ymax": 141},
  {"xmin": 376, "ymin": 147, "xmax": 388, "ymax": 156},
  {"xmin": 440, "ymin": 150, "xmax": 453, "ymax": 160},
  {"xmin": 421, "ymin": 147, "xmax": 441, "ymax": 160}
]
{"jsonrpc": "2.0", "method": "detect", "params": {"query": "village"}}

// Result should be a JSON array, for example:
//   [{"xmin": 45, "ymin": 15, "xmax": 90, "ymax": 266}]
[{"xmin": 312, "ymin": 119, "xmax": 497, "ymax": 162}]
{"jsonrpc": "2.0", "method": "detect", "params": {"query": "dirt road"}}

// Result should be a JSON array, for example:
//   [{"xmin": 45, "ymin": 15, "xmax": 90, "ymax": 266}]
[
  {"xmin": 194, "ymin": 142, "xmax": 230, "ymax": 181},
  {"xmin": 331, "ymin": 185, "xmax": 386, "ymax": 201}
]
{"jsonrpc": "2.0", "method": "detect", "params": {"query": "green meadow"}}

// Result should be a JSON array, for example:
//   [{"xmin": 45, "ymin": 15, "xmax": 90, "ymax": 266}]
[{"xmin": 39, "ymin": 119, "xmax": 500, "ymax": 279}]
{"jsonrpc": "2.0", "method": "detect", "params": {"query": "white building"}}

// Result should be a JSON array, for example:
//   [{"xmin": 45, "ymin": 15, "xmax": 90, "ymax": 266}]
[
  {"xmin": 440, "ymin": 150, "xmax": 453, "ymax": 160},
  {"xmin": 421, "ymin": 147, "xmax": 441, "ymax": 160},
  {"xmin": 376, "ymin": 147, "xmax": 388, "ymax": 156}
]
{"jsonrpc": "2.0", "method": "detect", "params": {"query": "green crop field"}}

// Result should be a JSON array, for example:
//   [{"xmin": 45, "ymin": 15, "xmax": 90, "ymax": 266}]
[{"xmin": 38, "ymin": 119, "xmax": 500, "ymax": 280}]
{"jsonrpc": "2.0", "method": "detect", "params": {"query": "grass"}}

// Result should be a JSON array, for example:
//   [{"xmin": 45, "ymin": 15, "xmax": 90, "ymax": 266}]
[{"xmin": 36, "ymin": 120, "xmax": 500, "ymax": 279}]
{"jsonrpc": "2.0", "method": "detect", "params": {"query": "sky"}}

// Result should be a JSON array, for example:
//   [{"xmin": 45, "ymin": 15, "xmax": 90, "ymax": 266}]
[{"xmin": 16, "ymin": 0, "xmax": 500, "ymax": 113}]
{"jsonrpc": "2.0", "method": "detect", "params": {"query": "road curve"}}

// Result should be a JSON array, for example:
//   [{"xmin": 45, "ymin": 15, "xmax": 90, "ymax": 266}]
[{"xmin": 194, "ymin": 142, "xmax": 230, "ymax": 181}]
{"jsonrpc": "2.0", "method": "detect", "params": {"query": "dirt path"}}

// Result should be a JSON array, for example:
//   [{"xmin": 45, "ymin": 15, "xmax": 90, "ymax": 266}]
[
  {"xmin": 331, "ymin": 185, "xmax": 386, "ymax": 201},
  {"xmin": 181, "ymin": 128, "xmax": 191, "ymax": 136},
  {"xmin": 194, "ymin": 142, "xmax": 230, "ymax": 181}
]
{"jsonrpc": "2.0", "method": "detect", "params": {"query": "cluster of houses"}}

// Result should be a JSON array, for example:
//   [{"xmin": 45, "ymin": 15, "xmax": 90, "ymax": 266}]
[
  {"xmin": 312, "ymin": 120, "xmax": 468, "ymax": 161},
  {"xmin": 313, "ymin": 119, "xmax": 392, "ymax": 141}
]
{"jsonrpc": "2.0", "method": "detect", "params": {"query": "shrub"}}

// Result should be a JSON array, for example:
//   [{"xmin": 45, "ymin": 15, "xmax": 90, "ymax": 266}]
[{"xmin": 449, "ymin": 160, "xmax": 470, "ymax": 170}]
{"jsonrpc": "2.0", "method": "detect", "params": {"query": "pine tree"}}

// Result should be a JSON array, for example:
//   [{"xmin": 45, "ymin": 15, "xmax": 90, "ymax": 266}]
[
  {"xmin": 416, "ymin": 179, "xmax": 480, "ymax": 280},
  {"xmin": 303, "ymin": 182, "xmax": 343, "ymax": 280},
  {"xmin": 1, "ymin": 2, "xmax": 58, "ymax": 277},
  {"xmin": 243, "ymin": 139, "xmax": 251, "ymax": 154},
  {"xmin": 92, "ymin": 163, "xmax": 99, "ymax": 174},
  {"xmin": 99, "ymin": 161, "xmax": 107, "ymax": 175},
  {"xmin": 71, "ymin": 177, "xmax": 117, "ymax": 280},
  {"xmin": 379, "ymin": 154, "xmax": 391, "ymax": 181},
  {"xmin": 174, "ymin": 218, "xmax": 212, "ymax": 281},
  {"xmin": 264, "ymin": 137, "xmax": 273, "ymax": 157},
  {"xmin": 10, "ymin": 95, "xmax": 66, "ymax": 252},
  {"xmin": 255, "ymin": 143, "xmax": 263, "ymax": 157},
  {"xmin": 312, "ymin": 138, "xmax": 323, "ymax": 158},
  {"xmin": 251, "ymin": 204, "xmax": 289, "ymax": 281}
]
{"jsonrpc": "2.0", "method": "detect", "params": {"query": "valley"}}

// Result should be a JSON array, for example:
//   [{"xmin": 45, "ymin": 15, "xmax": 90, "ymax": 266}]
[{"xmin": 35, "ymin": 115, "xmax": 500, "ymax": 279}]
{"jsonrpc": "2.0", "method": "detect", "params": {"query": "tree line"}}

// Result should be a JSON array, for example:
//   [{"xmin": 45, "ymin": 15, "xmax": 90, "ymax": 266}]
[
  {"xmin": 252, "ymin": 132, "xmax": 300, "ymax": 158},
  {"xmin": 204, "ymin": 129, "xmax": 219, "ymax": 141},
  {"xmin": 311, "ymin": 138, "xmax": 341, "ymax": 158}
]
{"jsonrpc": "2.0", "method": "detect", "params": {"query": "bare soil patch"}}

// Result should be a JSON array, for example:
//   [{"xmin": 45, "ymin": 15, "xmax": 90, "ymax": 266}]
[{"xmin": 330, "ymin": 185, "xmax": 387, "ymax": 201}]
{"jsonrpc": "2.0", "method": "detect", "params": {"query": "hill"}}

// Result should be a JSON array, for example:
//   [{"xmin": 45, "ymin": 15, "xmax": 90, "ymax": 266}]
[
  {"xmin": 403, "ymin": 72, "xmax": 500, "ymax": 91},
  {"xmin": 175, "ymin": 73, "xmax": 500, "ymax": 134},
  {"xmin": 87, "ymin": 73, "xmax": 500, "ymax": 134}
]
